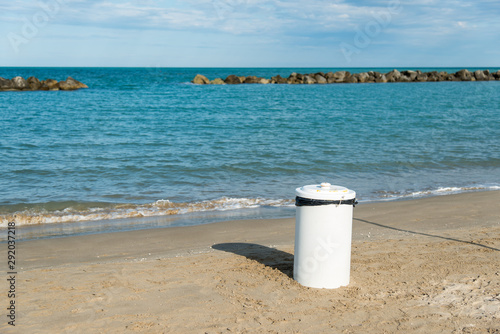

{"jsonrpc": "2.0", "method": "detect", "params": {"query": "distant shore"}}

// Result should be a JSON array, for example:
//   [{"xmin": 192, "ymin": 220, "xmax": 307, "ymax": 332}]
[
  {"xmin": 8, "ymin": 191, "xmax": 500, "ymax": 333},
  {"xmin": 193, "ymin": 68, "xmax": 500, "ymax": 84}
]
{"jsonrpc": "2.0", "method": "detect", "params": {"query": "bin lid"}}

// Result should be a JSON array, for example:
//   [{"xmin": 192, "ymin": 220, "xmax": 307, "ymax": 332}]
[{"xmin": 295, "ymin": 182, "xmax": 356, "ymax": 201}]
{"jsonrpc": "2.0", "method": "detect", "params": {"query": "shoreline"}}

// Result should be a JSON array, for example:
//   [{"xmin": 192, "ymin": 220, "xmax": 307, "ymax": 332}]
[
  {"xmin": 15, "ymin": 190, "xmax": 500, "ymax": 268},
  {"xmin": 3, "ymin": 188, "xmax": 498, "ymax": 242},
  {"xmin": 4, "ymin": 190, "xmax": 499, "ymax": 333}
]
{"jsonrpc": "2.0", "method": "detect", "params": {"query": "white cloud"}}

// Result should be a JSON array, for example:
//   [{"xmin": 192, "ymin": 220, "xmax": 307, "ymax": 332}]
[
  {"xmin": 1, "ymin": 0, "xmax": 499, "ymax": 66},
  {"xmin": 2, "ymin": 0, "xmax": 496, "ymax": 38},
  {"xmin": 0, "ymin": 0, "xmax": 404, "ymax": 34}
]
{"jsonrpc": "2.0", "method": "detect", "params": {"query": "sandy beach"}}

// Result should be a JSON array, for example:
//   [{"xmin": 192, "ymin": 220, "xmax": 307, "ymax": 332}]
[{"xmin": 2, "ymin": 191, "xmax": 499, "ymax": 333}]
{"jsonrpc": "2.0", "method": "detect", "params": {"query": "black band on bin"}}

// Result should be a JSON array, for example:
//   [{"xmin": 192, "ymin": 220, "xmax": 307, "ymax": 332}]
[{"xmin": 295, "ymin": 196, "xmax": 358, "ymax": 207}]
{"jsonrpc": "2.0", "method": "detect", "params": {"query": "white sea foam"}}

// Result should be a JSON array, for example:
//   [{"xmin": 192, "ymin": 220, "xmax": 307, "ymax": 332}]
[
  {"xmin": 370, "ymin": 185, "xmax": 500, "ymax": 201},
  {"xmin": 1, "ymin": 185, "xmax": 498, "ymax": 228},
  {"xmin": 0, "ymin": 197, "xmax": 295, "ymax": 227}
]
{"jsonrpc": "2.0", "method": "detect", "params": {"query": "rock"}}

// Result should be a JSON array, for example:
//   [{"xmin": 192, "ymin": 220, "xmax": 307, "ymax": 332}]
[
  {"xmin": 375, "ymin": 74, "xmax": 388, "ymax": 83},
  {"xmin": 485, "ymin": 70, "xmax": 495, "ymax": 81},
  {"xmin": 345, "ymin": 75, "xmax": 358, "ymax": 83},
  {"xmin": 445, "ymin": 74, "xmax": 458, "ymax": 81},
  {"xmin": 42, "ymin": 79, "xmax": 60, "ymax": 90},
  {"xmin": 0, "ymin": 76, "xmax": 83, "ymax": 91},
  {"xmin": 271, "ymin": 75, "xmax": 288, "ymax": 84},
  {"xmin": 210, "ymin": 78, "xmax": 226, "ymax": 85},
  {"xmin": 401, "ymin": 71, "xmax": 418, "ymax": 81},
  {"xmin": 39, "ymin": 82, "xmax": 50, "ymax": 90},
  {"xmin": 0, "ymin": 77, "xmax": 13, "ymax": 90},
  {"xmin": 315, "ymin": 74, "xmax": 327, "ymax": 84},
  {"xmin": 27, "ymin": 76, "xmax": 42, "ymax": 90},
  {"xmin": 385, "ymin": 69, "xmax": 401, "ymax": 82},
  {"xmin": 325, "ymin": 72, "xmax": 335, "ymax": 83},
  {"xmin": 415, "ymin": 73, "xmax": 428, "ymax": 82},
  {"xmin": 304, "ymin": 75, "xmax": 316, "ymax": 84},
  {"xmin": 74, "ymin": 77, "xmax": 88, "ymax": 88},
  {"xmin": 331, "ymin": 71, "xmax": 350, "ymax": 83},
  {"xmin": 474, "ymin": 70, "xmax": 487, "ymax": 81},
  {"xmin": 366, "ymin": 71, "xmax": 382, "ymax": 83},
  {"xmin": 426, "ymin": 71, "xmax": 439, "ymax": 82},
  {"xmin": 456, "ymin": 69, "xmax": 472, "ymax": 81},
  {"xmin": 357, "ymin": 72, "xmax": 370, "ymax": 83},
  {"xmin": 244, "ymin": 76, "xmax": 260, "ymax": 84},
  {"xmin": 223, "ymin": 75, "xmax": 241, "ymax": 84},
  {"xmin": 288, "ymin": 73, "xmax": 301, "ymax": 84},
  {"xmin": 58, "ymin": 77, "xmax": 88, "ymax": 90},
  {"xmin": 438, "ymin": 71, "xmax": 448, "ymax": 81},
  {"xmin": 192, "ymin": 74, "xmax": 210, "ymax": 85},
  {"xmin": 399, "ymin": 75, "xmax": 411, "ymax": 82},
  {"xmin": 366, "ymin": 72, "xmax": 376, "ymax": 83},
  {"xmin": 190, "ymin": 69, "xmax": 498, "ymax": 86},
  {"xmin": 12, "ymin": 76, "xmax": 28, "ymax": 90}
]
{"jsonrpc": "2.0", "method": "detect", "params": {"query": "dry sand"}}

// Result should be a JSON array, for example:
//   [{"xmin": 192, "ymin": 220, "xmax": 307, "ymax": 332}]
[{"xmin": 1, "ymin": 191, "xmax": 499, "ymax": 333}]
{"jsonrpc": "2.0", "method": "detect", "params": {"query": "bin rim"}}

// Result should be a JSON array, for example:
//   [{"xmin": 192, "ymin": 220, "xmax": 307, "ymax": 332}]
[{"xmin": 295, "ymin": 183, "xmax": 356, "ymax": 201}]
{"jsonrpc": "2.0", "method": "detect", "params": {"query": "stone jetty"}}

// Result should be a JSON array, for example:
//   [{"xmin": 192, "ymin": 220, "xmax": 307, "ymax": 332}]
[
  {"xmin": 0, "ymin": 76, "xmax": 88, "ymax": 91},
  {"xmin": 192, "ymin": 69, "xmax": 500, "ymax": 85}
]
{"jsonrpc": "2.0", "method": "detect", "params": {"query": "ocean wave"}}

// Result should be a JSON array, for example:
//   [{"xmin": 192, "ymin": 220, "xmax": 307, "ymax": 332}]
[
  {"xmin": 0, "ymin": 197, "xmax": 295, "ymax": 228},
  {"xmin": 1, "ymin": 185, "xmax": 499, "ymax": 228},
  {"xmin": 372, "ymin": 185, "xmax": 500, "ymax": 201}
]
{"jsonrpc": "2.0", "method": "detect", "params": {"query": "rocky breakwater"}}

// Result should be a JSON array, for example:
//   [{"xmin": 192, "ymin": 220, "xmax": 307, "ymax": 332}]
[
  {"xmin": 192, "ymin": 69, "xmax": 500, "ymax": 85},
  {"xmin": 0, "ymin": 76, "xmax": 88, "ymax": 91}
]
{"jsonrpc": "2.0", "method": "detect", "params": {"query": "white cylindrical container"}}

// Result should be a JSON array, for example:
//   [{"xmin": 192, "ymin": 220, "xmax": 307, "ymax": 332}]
[{"xmin": 294, "ymin": 182, "xmax": 356, "ymax": 289}]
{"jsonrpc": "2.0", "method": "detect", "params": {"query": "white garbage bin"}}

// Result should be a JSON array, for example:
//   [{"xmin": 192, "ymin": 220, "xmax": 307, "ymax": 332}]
[{"xmin": 294, "ymin": 182, "xmax": 357, "ymax": 289}]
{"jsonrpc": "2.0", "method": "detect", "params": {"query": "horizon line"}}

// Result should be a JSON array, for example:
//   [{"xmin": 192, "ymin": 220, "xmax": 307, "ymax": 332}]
[{"xmin": 1, "ymin": 66, "xmax": 499, "ymax": 69}]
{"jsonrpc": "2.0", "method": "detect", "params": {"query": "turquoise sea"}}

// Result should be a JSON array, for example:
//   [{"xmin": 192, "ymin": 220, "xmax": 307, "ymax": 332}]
[{"xmin": 1, "ymin": 67, "xmax": 500, "ymax": 240}]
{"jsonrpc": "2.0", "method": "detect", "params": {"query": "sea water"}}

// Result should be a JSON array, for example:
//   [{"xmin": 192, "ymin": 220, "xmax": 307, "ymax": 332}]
[{"xmin": 1, "ymin": 67, "xmax": 500, "ymax": 239}]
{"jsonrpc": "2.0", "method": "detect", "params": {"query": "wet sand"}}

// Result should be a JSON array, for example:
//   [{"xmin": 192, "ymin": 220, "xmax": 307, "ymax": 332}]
[{"xmin": 2, "ymin": 191, "xmax": 499, "ymax": 333}]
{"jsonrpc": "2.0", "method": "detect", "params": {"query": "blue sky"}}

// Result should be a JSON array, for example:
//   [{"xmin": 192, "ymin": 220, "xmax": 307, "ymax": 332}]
[{"xmin": 1, "ymin": 0, "xmax": 499, "ymax": 67}]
